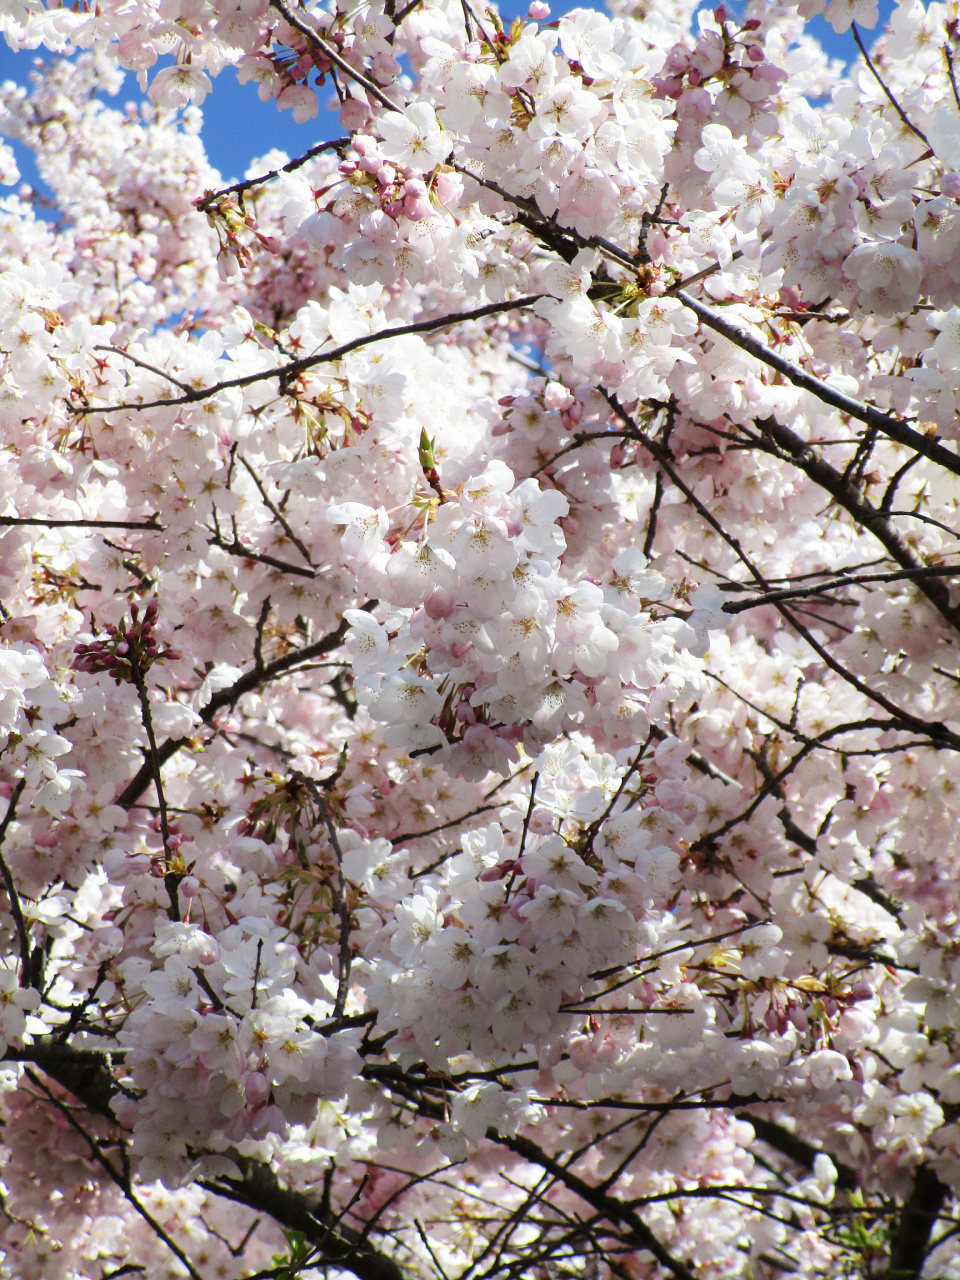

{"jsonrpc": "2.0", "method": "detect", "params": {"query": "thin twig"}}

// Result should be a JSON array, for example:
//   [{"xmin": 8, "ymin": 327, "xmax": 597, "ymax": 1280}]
[
  {"xmin": 209, "ymin": 533, "xmax": 317, "ymax": 578},
  {"xmin": 195, "ymin": 138, "xmax": 350, "ymax": 213},
  {"xmin": 239, "ymin": 456, "xmax": 314, "ymax": 566},
  {"xmin": 128, "ymin": 656, "xmax": 180, "ymax": 921},
  {"xmin": 24, "ymin": 1070, "xmax": 205, "ymax": 1280},
  {"xmin": 293, "ymin": 771, "xmax": 352, "ymax": 1018},
  {"xmin": 72, "ymin": 295, "xmax": 546, "ymax": 416},
  {"xmin": 95, "ymin": 345, "xmax": 193, "ymax": 393},
  {"xmin": 0, "ymin": 779, "xmax": 30, "ymax": 983},
  {"xmin": 852, "ymin": 22, "xmax": 930, "ymax": 146}
]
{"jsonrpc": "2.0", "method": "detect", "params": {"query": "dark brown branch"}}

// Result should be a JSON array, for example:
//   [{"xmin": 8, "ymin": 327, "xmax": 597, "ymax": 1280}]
[
  {"xmin": 208, "ymin": 533, "xmax": 318, "ymax": 578},
  {"xmin": 885, "ymin": 1164, "xmax": 948, "ymax": 1279},
  {"xmin": 753, "ymin": 415, "xmax": 960, "ymax": 632},
  {"xmin": 292, "ymin": 771, "xmax": 352, "ymax": 1018},
  {"xmin": 722, "ymin": 565, "xmax": 960, "ymax": 614},
  {"xmin": 945, "ymin": 45, "xmax": 960, "ymax": 114},
  {"xmin": 675, "ymin": 291, "xmax": 960, "ymax": 479},
  {"xmin": 0, "ymin": 778, "xmax": 31, "ymax": 982},
  {"xmin": 851, "ymin": 23, "xmax": 930, "ymax": 147},
  {"xmin": 603, "ymin": 394, "xmax": 960, "ymax": 748},
  {"xmin": 115, "ymin": 610, "xmax": 363, "ymax": 807},
  {"xmin": 451, "ymin": 161, "xmax": 635, "ymax": 268},
  {"xmin": 201, "ymin": 1155, "xmax": 405, "ymax": 1280},
  {"xmin": 24, "ymin": 1070, "xmax": 204, "ymax": 1280},
  {"xmin": 393, "ymin": 802, "xmax": 500, "ymax": 848},
  {"xmin": 270, "ymin": 0, "xmax": 398, "ymax": 110},
  {"xmin": 0, "ymin": 517, "xmax": 161, "ymax": 530},
  {"xmin": 3, "ymin": 1040, "xmax": 122, "ymax": 1116},
  {"xmin": 498, "ymin": 1132, "xmax": 700, "ymax": 1280},
  {"xmin": 72, "ymin": 296, "xmax": 546, "ymax": 416},
  {"xmin": 195, "ymin": 138, "xmax": 350, "ymax": 213},
  {"xmin": 95, "ymin": 345, "xmax": 193, "ymax": 393},
  {"xmin": 239, "ymin": 455, "xmax": 315, "ymax": 566},
  {"xmin": 736, "ymin": 1113, "xmax": 858, "ymax": 1191}
]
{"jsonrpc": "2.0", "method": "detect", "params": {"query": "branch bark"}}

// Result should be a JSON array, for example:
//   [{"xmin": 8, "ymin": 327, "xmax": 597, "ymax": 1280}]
[
  {"xmin": 676, "ymin": 291, "xmax": 960, "ymax": 480},
  {"xmin": 115, "ymin": 610, "xmax": 363, "ymax": 807},
  {"xmin": 885, "ymin": 1164, "xmax": 948, "ymax": 1279}
]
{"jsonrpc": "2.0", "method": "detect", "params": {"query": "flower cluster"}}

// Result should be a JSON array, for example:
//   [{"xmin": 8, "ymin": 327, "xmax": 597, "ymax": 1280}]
[{"xmin": 1, "ymin": 0, "xmax": 960, "ymax": 1278}]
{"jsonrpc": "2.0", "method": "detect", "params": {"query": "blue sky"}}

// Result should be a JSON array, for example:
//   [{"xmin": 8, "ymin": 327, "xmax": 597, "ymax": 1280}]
[{"xmin": 0, "ymin": 0, "xmax": 895, "ymax": 201}]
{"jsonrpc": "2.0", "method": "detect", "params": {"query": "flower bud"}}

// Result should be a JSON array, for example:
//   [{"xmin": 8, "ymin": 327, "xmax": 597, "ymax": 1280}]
[
  {"xmin": 245, "ymin": 1072, "xmax": 271, "ymax": 1106},
  {"xmin": 180, "ymin": 875, "xmax": 201, "ymax": 898}
]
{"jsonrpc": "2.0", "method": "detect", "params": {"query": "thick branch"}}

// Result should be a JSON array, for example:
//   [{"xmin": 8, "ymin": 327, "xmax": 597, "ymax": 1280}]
[
  {"xmin": 0, "ymin": 517, "xmax": 161, "ymax": 530},
  {"xmin": 3, "ymin": 1040, "xmax": 121, "ymax": 1116},
  {"xmin": 722, "ymin": 565, "xmax": 960, "ymax": 614},
  {"xmin": 885, "ymin": 1164, "xmax": 948, "ymax": 1279},
  {"xmin": 201, "ymin": 1156, "xmax": 405, "ymax": 1280},
  {"xmin": 676, "ymin": 291, "xmax": 960, "ymax": 479},
  {"xmin": 754, "ymin": 415, "xmax": 960, "ymax": 631},
  {"xmin": 735, "ymin": 1113, "xmax": 858, "ymax": 1190},
  {"xmin": 0, "ymin": 778, "xmax": 30, "ymax": 982}
]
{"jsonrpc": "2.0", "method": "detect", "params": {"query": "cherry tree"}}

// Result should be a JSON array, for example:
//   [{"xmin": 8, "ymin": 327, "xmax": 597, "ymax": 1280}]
[{"xmin": 1, "ymin": 0, "xmax": 960, "ymax": 1275}]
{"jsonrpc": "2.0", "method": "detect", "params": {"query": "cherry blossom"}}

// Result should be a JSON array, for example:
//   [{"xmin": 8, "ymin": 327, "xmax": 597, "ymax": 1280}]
[{"xmin": 0, "ymin": 0, "xmax": 959, "ymax": 1276}]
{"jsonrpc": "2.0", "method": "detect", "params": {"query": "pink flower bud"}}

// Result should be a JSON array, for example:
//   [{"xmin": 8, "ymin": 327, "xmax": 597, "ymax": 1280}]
[
  {"xmin": 424, "ymin": 587, "xmax": 456, "ymax": 619},
  {"xmin": 528, "ymin": 1, "xmax": 549, "ymax": 16},
  {"xmin": 249, "ymin": 1103, "xmax": 286, "ymax": 1138},
  {"xmin": 435, "ymin": 171, "xmax": 463, "ymax": 206},
  {"xmin": 479, "ymin": 859, "xmax": 515, "ymax": 881},
  {"xmin": 180, "ymin": 875, "xmax": 201, "ymax": 898},
  {"xmin": 245, "ymin": 1072, "xmax": 271, "ymax": 1105},
  {"xmin": 404, "ymin": 193, "xmax": 433, "ymax": 220},
  {"xmin": 543, "ymin": 381, "xmax": 574, "ymax": 412},
  {"xmin": 339, "ymin": 98, "xmax": 369, "ymax": 130},
  {"xmin": 218, "ymin": 247, "xmax": 241, "ymax": 281},
  {"xmin": 747, "ymin": 44, "xmax": 764, "ymax": 61}
]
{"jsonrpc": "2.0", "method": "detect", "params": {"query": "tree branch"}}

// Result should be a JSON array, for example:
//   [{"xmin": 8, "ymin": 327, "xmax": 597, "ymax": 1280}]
[
  {"xmin": 675, "ymin": 291, "xmax": 960, "ymax": 479},
  {"xmin": 201, "ymin": 1155, "xmax": 405, "ymax": 1280},
  {"xmin": 115, "ymin": 609, "xmax": 365, "ymax": 807},
  {"xmin": 73, "ymin": 296, "xmax": 546, "ymax": 416},
  {"xmin": 885, "ymin": 1164, "xmax": 948, "ymax": 1279},
  {"xmin": 722, "ymin": 565, "xmax": 960, "ymax": 614},
  {"xmin": 497, "ymin": 1132, "xmax": 700, "ymax": 1280},
  {"xmin": 195, "ymin": 138, "xmax": 350, "ymax": 213}
]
